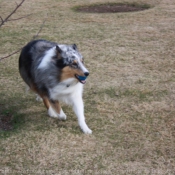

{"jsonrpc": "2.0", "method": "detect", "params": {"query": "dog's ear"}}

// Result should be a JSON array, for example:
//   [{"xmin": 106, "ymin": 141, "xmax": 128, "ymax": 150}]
[
  {"xmin": 72, "ymin": 44, "xmax": 77, "ymax": 50},
  {"xmin": 56, "ymin": 45, "xmax": 62, "ymax": 59},
  {"xmin": 56, "ymin": 45, "xmax": 62, "ymax": 54}
]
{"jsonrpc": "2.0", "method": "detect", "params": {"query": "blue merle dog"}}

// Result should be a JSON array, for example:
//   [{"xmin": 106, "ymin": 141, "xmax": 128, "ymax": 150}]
[{"xmin": 19, "ymin": 39, "xmax": 92, "ymax": 134}]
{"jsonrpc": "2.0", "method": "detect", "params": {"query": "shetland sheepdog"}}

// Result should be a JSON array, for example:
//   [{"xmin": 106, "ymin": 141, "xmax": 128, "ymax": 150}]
[{"xmin": 19, "ymin": 39, "xmax": 92, "ymax": 134}]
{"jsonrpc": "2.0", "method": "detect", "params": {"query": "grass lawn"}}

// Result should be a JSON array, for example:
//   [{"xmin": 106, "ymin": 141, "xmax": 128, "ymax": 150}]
[{"xmin": 0, "ymin": 0, "xmax": 175, "ymax": 174}]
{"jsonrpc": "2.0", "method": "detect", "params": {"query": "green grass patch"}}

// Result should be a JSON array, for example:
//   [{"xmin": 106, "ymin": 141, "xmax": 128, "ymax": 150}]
[
  {"xmin": 0, "ymin": 108, "xmax": 25, "ymax": 139},
  {"xmin": 120, "ymin": 89, "xmax": 168, "ymax": 101},
  {"xmin": 97, "ymin": 87, "xmax": 168, "ymax": 102}
]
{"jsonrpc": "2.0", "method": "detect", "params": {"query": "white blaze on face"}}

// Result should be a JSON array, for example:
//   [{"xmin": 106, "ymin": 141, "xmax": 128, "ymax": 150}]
[
  {"xmin": 78, "ymin": 60, "xmax": 89, "ymax": 74},
  {"xmin": 72, "ymin": 51, "xmax": 89, "ymax": 74}
]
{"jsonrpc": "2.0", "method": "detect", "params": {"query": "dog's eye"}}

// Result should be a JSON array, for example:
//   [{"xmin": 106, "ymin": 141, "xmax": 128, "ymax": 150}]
[
  {"xmin": 81, "ymin": 58, "xmax": 84, "ymax": 64},
  {"xmin": 71, "ymin": 62, "xmax": 78, "ymax": 68}
]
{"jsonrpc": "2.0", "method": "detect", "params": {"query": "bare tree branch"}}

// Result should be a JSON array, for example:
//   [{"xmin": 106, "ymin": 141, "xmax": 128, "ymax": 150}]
[
  {"xmin": 0, "ymin": 19, "xmax": 46, "ymax": 61},
  {"xmin": 0, "ymin": 16, "xmax": 3, "ymax": 22},
  {"xmin": 0, "ymin": 48, "xmax": 22, "ymax": 61},
  {"xmin": 0, "ymin": 0, "xmax": 26, "ymax": 27},
  {"xmin": 0, "ymin": 0, "xmax": 47, "ymax": 61},
  {"xmin": 33, "ymin": 19, "xmax": 46, "ymax": 40},
  {"xmin": 7, "ymin": 13, "xmax": 32, "ymax": 22}
]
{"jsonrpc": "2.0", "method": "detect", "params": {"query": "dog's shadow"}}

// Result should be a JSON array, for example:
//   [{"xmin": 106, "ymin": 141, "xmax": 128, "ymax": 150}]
[{"xmin": 0, "ymin": 92, "xmax": 80, "ymax": 136}]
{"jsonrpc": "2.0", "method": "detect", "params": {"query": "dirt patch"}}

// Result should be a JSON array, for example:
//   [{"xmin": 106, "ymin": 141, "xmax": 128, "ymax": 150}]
[
  {"xmin": 0, "ymin": 113, "xmax": 13, "ymax": 131},
  {"xmin": 75, "ymin": 3, "xmax": 151, "ymax": 13}
]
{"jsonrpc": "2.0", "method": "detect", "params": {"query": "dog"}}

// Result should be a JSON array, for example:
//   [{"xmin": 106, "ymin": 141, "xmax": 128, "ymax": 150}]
[{"xmin": 19, "ymin": 39, "xmax": 92, "ymax": 134}]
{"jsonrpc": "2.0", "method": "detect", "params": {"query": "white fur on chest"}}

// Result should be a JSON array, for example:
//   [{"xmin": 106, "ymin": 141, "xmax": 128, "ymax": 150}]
[{"xmin": 49, "ymin": 78, "xmax": 83, "ymax": 104}]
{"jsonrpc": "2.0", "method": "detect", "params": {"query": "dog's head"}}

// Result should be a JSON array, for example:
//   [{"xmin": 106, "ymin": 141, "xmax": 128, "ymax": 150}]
[{"xmin": 55, "ymin": 44, "xmax": 89, "ymax": 84}]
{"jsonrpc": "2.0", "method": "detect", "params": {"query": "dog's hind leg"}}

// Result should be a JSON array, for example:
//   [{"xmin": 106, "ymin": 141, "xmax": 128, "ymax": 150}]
[
  {"xmin": 42, "ymin": 97, "xmax": 67, "ymax": 120},
  {"xmin": 35, "ymin": 94, "xmax": 43, "ymax": 102},
  {"xmin": 25, "ymin": 84, "xmax": 30, "ymax": 94}
]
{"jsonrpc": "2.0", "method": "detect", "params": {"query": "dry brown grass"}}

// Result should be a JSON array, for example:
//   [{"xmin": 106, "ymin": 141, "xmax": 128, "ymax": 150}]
[{"xmin": 0, "ymin": 0, "xmax": 175, "ymax": 174}]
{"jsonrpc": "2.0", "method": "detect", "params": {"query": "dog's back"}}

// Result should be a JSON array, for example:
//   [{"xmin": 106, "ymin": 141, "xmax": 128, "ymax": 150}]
[{"xmin": 19, "ymin": 40, "xmax": 57, "ymax": 88}]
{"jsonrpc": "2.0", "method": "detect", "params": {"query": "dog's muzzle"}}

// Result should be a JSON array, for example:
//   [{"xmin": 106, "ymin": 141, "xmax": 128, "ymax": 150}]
[{"xmin": 75, "ymin": 73, "xmax": 89, "ymax": 84}]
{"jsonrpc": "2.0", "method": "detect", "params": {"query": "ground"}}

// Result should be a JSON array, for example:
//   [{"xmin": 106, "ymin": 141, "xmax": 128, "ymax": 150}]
[
  {"xmin": 74, "ymin": 3, "xmax": 150, "ymax": 13},
  {"xmin": 0, "ymin": 0, "xmax": 175, "ymax": 174},
  {"xmin": 0, "ymin": 113, "xmax": 13, "ymax": 131}
]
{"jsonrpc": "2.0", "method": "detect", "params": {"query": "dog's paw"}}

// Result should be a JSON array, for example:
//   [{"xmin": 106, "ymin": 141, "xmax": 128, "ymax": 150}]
[
  {"xmin": 81, "ymin": 125, "xmax": 92, "ymax": 134},
  {"xmin": 48, "ymin": 108, "xmax": 67, "ymax": 120},
  {"xmin": 36, "ymin": 94, "xmax": 43, "ymax": 102},
  {"xmin": 48, "ymin": 107, "xmax": 58, "ymax": 118},
  {"xmin": 83, "ymin": 127, "xmax": 92, "ymax": 134},
  {"xmin": 58, "ymin": 109, "xmax": 67, "ymax": 120}
]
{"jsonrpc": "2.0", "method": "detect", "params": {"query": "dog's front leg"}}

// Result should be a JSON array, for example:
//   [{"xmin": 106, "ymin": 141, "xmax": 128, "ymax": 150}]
[
  {"xmin": 72, "ymin": 96, "xmax": 92, "ymax": 134},
  {"xmin": 42, "ymin": 97, "xmax": 67, "ymax": 120}
]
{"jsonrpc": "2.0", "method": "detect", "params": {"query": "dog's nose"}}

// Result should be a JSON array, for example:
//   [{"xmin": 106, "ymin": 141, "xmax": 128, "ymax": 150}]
[{"xmin": 84, "ymin": 72, "xmax": 89, "ymax": 77}]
